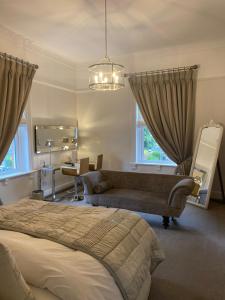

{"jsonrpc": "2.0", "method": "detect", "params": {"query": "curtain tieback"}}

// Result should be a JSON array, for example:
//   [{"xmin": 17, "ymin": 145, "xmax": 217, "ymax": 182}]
[{"xmin": 176, "ymin": 156, "xmax": 192, "ymax": 175}]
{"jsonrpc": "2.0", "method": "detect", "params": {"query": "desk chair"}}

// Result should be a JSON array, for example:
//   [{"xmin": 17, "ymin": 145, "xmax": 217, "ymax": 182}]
[
  {"xmin": 89, "ymin": 154, "xmax": 103, "ymax": 171},
  {"xmin": 62, "ymin": 157, "xmax": 89, "ymax": 201}
]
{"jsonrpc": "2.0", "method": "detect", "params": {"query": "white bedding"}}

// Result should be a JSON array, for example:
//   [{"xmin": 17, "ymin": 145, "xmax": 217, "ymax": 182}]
[
  {"xmin": 30, "ymin": 286, "xmax": 59, "ymax": 300},
  {"xmin": 0, "ymin": 230, "xmax": 123, "ymax": 300}
]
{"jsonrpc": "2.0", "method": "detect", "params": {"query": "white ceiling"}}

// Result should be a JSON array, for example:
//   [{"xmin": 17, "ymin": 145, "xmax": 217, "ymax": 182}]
[{"xmin": 0, "ymin": 0, "xmax": 225, "ymax": 63}]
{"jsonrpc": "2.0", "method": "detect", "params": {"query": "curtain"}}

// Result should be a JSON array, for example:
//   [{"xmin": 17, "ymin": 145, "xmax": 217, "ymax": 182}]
[
  {"xmin": 0, "ymin": 54, "xmax": 37, "ymax": 164},
  {"xmin": 129, "ymin": 68, "xmax": 198, "ymax": 175}
]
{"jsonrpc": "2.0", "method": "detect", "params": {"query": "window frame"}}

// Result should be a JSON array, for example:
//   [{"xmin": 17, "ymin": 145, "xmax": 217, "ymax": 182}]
[
  {"xmin": 135, "ymin": 106, "xmax": 176, "ymax": 166},
  {"xmin": 0, "ymin": 104, "xmax": 32, "ymax": 179}
]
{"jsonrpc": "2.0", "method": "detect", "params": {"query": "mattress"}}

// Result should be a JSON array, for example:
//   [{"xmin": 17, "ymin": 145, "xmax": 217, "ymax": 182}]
[{"xmin": 0, "ymin": 230, "xmax": 123, "ymax": 300}]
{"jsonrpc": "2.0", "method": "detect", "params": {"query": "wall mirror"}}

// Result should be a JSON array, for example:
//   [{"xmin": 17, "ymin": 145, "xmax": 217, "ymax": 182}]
[
  {"xmin": 34, "ymin": 125, "xmax": 78, "ymax": 154},
  {"xmin": 188, "ymin": 121, "xmax": 223, "ymax": 209}
]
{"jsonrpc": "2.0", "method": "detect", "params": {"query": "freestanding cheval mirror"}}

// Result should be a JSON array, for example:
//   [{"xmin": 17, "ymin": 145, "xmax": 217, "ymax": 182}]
[{"xmin": 188, "ymin": 121, "xmax": 223, "ymax": 209}]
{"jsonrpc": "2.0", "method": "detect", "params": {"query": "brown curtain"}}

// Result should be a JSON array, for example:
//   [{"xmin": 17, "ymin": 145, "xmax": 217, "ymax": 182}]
[
  {"xmin": 129, "ymin": 68, "xmax": 198, "ymax": 175},
  {"xmin": 0, "ymin": 54, "xmax": 37, "ymax": 164}
]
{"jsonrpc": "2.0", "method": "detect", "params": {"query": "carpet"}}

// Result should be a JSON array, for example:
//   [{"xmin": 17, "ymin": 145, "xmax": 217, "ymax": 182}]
[{"xmin": 146, "ymin": 202, "xmax": 225, "ymax": 300}]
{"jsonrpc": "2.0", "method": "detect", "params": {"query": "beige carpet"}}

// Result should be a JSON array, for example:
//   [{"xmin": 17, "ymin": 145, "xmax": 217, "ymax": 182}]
[
  {"xmin": 60, "ymin": 197, "xmax": 225, "ymax": 300},
  {"xmin": 146, "ymin": 202, "xmax": 225, "ymax": 300}
]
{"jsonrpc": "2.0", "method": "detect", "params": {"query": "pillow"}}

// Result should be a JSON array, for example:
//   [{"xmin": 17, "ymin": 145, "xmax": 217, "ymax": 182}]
[
  {"xmin": 94, "ymin": 180, "xmax": 113, "ymax": 194},
  {"xmin": 0, "ymin": 242, "xmax": 35, "ymax": 300},
  {"xmin": 82, "ymin": 171, "xmax": 103, "ymax": 194}
]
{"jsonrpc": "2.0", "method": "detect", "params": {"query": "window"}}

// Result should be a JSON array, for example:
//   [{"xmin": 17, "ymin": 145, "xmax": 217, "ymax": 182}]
[
  {"xmin": 0, "ymin": 112, "xmax": 31, "ymax": 178},
  {"xmin": 136, "ymin": 107, "xmax": 176, "ymax": 166}
]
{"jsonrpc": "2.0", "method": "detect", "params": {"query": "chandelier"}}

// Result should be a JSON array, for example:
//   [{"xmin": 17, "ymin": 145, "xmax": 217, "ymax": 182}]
[{"xmin": 88, "ymin": 0, "xmax": 125, "ymax": 91}]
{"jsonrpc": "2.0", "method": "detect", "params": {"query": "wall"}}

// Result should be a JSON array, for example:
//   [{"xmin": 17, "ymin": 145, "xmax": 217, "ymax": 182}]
[
  {"xmin": 0, "ymin": 25, "xmax": 77, "ymax": 204},
  {"xmin": 76, "ymin": 39, "xmax": 225, "ymax": 198},
  {"xmin": 76, "ymin": 88, "xmax": 134, "ymax": 170}
]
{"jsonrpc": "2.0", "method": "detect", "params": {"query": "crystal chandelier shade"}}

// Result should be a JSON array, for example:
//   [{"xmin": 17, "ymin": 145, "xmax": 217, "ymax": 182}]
[
  {"xmin": 88, "ymin": 0, "xmax": 125, "ymax": 91},
  {"xmin": 89, "ymin": 58, "xmax": 124, "ymax": 91}
]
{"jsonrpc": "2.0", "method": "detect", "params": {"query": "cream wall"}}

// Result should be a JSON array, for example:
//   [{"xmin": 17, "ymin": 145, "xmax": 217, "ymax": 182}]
[
  {"xmin": 0, "ymin": 25, "xmax": 77, "ymax": 204},
  {"xmin": 76, "ymin": 40, "xmax": 225, "ymax": 198},
  {"xmin": 76, "ymin": 88, "xmax": 135, "ymax": 170}
]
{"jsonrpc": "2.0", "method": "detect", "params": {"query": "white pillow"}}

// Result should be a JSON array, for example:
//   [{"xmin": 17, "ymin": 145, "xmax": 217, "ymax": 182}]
[{"xmin": 0, "ymin": 242, "xmax": 35, "ymax": 300}]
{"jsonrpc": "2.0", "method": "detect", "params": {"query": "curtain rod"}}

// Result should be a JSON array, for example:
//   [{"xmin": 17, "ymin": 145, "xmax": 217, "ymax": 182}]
[
  {"xmin": 0, "ymin": 52, "xmax": 39, "ymax": 69},
  {"xmin": 124, "ymin": 64, "xmax": 199, "ymax": 78}
]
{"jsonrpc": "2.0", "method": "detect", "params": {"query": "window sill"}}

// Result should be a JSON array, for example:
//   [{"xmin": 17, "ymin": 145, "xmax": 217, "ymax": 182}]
[
  {"xmin": 0, "ymin": 170, "xmax": 38, "ymax": 182},
  {"xmin": 130, "ymin": 162, "xmax": 177, "ymax": 168}
]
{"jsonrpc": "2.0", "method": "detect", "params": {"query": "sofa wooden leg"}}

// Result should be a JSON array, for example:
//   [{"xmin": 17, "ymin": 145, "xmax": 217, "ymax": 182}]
[
  {"xmin": 162, "ymin": 216, "xmax": 170, "ymax": 229},
  {"xmin": 92, "ymin": 203, "xmax": 98, "ymax": 207},
  {"xmin": 171, "ymin": 217, "xmax": 177, "ymax": 224}
]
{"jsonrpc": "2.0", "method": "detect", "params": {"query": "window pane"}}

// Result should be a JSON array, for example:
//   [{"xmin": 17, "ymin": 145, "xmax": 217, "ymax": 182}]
[
  {"xmin": 0, "ymin": 141, "xmax": 16, "ymax": 175},
  {"xmin": 143, "ymin": 127, "xmax": 174, "ymax": 164},
  {"xmin": 17, "ymin": 123, "xmax": 30, "ymax": 172},
  {"xmin": 0, "ymin": 123, "xmax": 30, "ymax": 178},
  {"xmin": 136, "ymin": 107, "xmax": 144, "ymax": 121},
  {"xmin": 136, "ymin": 105, "xmax": 176, "ymax": 165}
]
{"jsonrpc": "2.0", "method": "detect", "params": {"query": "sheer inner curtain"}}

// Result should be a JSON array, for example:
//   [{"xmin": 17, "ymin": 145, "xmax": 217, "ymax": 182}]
[
  {"xmin": 0, "ymin": 54, "xmax": 37, "ymax": 164},
  {"xmin": 129, "ymin": 68, "xmax": 198, "ymax": 175}
]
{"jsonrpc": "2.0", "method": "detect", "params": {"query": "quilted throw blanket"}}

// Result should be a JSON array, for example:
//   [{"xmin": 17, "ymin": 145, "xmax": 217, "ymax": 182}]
[{"xmin": 0, "ymin": 199, "xmax": 164, "ymax": 300}]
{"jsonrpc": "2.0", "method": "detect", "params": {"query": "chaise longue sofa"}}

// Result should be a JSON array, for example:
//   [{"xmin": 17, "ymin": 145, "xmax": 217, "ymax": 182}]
[{"xmin": 82, "ymin": 170, "xmax": 194, "ymax": 228}]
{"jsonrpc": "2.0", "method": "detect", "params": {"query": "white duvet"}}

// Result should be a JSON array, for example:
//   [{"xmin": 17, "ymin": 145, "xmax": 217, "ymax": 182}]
[{"xmin": 0, "ymin": 230, "xmax": 123, "ymax": 300}]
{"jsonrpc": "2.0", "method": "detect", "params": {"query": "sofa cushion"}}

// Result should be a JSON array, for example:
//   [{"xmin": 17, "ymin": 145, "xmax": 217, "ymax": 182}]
[
  {"xmin": 105, "ymin": 188, "xmax": 167, "ymax": 204},
  {"xmin": 0, "ymin": 242, "xmax": 35, "ymax": 300},
  {"xmin": 94, "ymin": 180, "xmax": 113, "ymax": 194},
  {"xmin": 82, "ymin": 171, "xmax": 102, "ymax": 194},
  {"xmin": 87, "ymin": 188, "xmax": 176, "ymax": 214}
]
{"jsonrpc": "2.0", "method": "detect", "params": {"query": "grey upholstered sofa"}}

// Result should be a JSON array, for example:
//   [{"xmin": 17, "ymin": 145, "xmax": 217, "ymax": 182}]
[{"xmin": 82, "ymin": 170, "xmax": 194, "ymax": 228}]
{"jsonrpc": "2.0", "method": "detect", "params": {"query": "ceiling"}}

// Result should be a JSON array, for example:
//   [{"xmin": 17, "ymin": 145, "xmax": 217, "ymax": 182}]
[{"xmin": 0, "ymin": 0, "xmax": 225, "ymax": 63}]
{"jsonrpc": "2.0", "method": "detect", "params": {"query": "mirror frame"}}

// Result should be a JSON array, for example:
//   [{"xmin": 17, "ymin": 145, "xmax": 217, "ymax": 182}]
[
  {"xmin": 188, "ymin": 120, "xmax": 223, "ymax": 209},
  {"xmin": 34, "ymin": 125, "xmax": 78, "ymax": 154}
]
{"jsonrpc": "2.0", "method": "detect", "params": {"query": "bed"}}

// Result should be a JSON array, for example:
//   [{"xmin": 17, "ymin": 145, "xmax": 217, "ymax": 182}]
[{"xmin": 0, "ymin": 199, "xmax": 165, "ymax": 300}]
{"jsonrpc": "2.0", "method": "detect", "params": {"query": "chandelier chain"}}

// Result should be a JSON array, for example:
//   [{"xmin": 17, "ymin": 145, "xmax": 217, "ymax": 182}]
[
  {"xmin": 105, "ymin": 0, "xmax": 108, "ymax": 58},
  {"xmin": 88, "ymin": 0, "xmax": 125, "ymax": 91}
]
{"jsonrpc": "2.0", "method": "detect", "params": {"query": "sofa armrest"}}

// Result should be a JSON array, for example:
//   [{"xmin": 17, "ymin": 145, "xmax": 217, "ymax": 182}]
[
  {"xmin": 81, "ymin": 171, "xmax": 102, "ymax": 195},
  {"xmin": 168, "ymin": 178, "xmax": 195, "ymax": 209}
]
